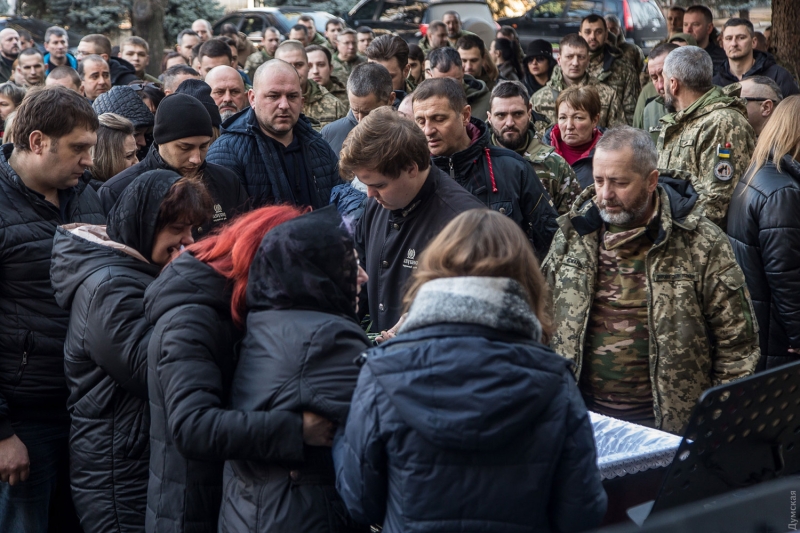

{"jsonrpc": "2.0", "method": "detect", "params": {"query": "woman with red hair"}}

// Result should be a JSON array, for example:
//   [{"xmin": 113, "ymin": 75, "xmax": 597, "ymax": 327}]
[{"xmin": 143, "ymin": 205, "xmax": 332, "ymax": 533}]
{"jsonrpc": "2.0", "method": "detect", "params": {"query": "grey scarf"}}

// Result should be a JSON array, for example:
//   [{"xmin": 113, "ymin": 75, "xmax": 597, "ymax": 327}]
[{"xmin": 399, "ymin": 276, "xmax": 543, "ymax": 342}]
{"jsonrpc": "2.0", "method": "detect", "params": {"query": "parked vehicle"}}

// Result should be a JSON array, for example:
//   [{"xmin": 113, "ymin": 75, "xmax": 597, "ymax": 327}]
[
  {"xmin": 344, "ymin": 0, "xmax": 496, "ymax": 47},
  {"xmin": 498, "ymin": 0, "xmax": 668, "ymax": 54},
  {"xmin": 213, "ymin": 8, "xmax": 342, "ymax": 42}
]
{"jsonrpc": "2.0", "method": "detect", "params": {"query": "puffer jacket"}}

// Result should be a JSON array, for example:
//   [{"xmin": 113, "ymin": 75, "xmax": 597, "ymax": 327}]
[
  {"xmin": 145, "ymin": 251, "xmax": 304, "ymax": 533},
  {"xmin": 206, "ymin": 107, "xmax": 342, "ymax": 208},
  {"xmin": 432, "ymin": 118, "xmax": 558, "ymax": 259},
  {"xmin": 219, "ymin": 205, "xmax": 369, "ymax": 533},
  {"xmin": 542, "ymin": 173, "xmax": 760, "ymax": 434},
  {"xmin": 0, "ymin": 143, "xmax": 104, "ymax": 441},
  {"xmin": 713, "ymin": 49, "xmax": 800, "ymax": 99},
  {"xmin": 728, "ymin": 155, "xmax": 800, "ymax": 370},
  {"xmin": 334, "ymin": 276, "xmax": 607, "ymax": 532}
]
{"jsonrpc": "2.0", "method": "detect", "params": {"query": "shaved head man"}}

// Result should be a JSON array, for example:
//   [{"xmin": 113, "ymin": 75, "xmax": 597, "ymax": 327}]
[
  {"xmin": 192, "ymin": 19, "xmax": 212, "ymax": 42},
  {"xmin": 205, "ymin": 65, "xmax": 248, "ymax": 121},
  {"xmin": 0, "ymin": 28, "xmax": 20, "ymax": 82}
]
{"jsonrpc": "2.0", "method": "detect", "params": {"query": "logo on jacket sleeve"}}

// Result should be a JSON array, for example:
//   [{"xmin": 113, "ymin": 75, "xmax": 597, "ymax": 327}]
[
  {"xmin": 212, "ymin": 204, "xmax": 227, "ymax": 223},
  {"xmin": 403, "ymin": 248, "xmax": 418, "ymax": 269}
]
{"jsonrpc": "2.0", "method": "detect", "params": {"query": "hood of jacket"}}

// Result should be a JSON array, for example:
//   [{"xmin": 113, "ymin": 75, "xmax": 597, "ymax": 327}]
[
  {"xmin": 431, "ymin": 117, "xmax": 489, "ymax": 181},
  {"xmin": 566, "ymin": 169, "xmax": 701, "ymax": 241},
  {"xmin": 144, "ymin": 249, "xmax": 232, "ymax": 325},
  {"xmin": 106, "ymin": 169, "xmax": 181, "ymax": 263},
  {"xmin": 661, "ymin": 84, "xmax": 747, "ymax": 127},
  {"xmin": 51, "ymin": 223, "xmax": 160, "ymax": 311},
  {"xmin": 43, "ymin": 52, "xmax": 77, "ymax": 71},
  {"xmin": 246, "ymin": 204, "xmax": 359, "ymax": 322},
  {"xmin": 463, "ymin": 74, "xmax": 489, "ymax": 100},
  {"xmin": 92, "ymin": 85, "xmax": 154, "ymax": 129},
  {"xmin": 108, "ymin": 56, "xmax": 137, "ymax": 85},
  {"xmin": 367, "ymin": 276, "xmax": 568, "ymax": 451}
]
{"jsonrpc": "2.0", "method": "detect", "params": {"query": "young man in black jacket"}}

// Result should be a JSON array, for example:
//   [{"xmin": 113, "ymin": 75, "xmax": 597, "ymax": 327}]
[
  {"xmin": 341, "ymin": 107, "xmax": 484, "ymax": 334},
  {"xmin": 99, "ymin": 92, "xmax": 249, "ymax": 237},
  {"xmin": 0, "ymin": 85, "xmax": 105, "ymax": 532},
  {"xmin": 413, "ymin": 77, "xmax": 559, "ymax": 260}
]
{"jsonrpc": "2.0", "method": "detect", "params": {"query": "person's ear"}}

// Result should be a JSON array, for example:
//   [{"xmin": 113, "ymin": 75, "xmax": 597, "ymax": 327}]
[
  {"xmin": 402, "ymin": 63, "xmax": 411, "ymax": 79},
  {"xmin": 462, "ymin": 104, "xmax": 471, "ymax": 125},
  {"xmin": 100, "ymin": 53, "xmax": 109, "ymax": 62},
  {"xmin": 762, "ymin": 99, "xmax": 774, "ymax": 117},
  {"xmin": 29, "ymin": 131, "xmax": 44, "ymax": 155},
  {"xmin": 386, "ymin": 92, "xmax": 396, "ymax": 106},
  {"xmin": 647, "ymin": 168, "xmax": 659, "ymax": 193}
]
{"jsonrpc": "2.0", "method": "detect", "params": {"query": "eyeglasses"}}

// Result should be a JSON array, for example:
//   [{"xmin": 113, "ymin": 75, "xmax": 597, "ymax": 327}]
[
  {"xmin": 744, "ymin": 97, "xmax": 771, "ymax": 103},
  {"xmin": 128, "ymin": 82, "xmax": 161, "ymax": 91}
]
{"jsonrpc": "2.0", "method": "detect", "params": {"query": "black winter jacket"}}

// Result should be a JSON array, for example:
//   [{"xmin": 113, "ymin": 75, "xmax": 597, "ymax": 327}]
[
  {"xmin": 206, "ymin": 107, "xmax": 342, "ymax": 208},
  {"xmin": 320, "ymin": 109, "xmax": 358, "ymax": 157},
  {"xmin": 713, "ymin": 50, "xmax": 800, "ymax": 99},
  {"xmin": 334, "ymin": 322, "xmax": 607, "ymax": 532},
  {"xmin": 704, "ymin": 41, "xmax": 728, "ymax": 76},
  {"xmin": 433, "ymin": 118, "xmax": 558, "ymax": 259},
  {"xmin": 145, "ymin": 251, "xmax": 304, "ymax": 533},
  {"xmin": 110, "ymin": 56, "xmax": 140, "ymax": 86},
  {"xmin": 219, "ymin": 205, "xmax": 369, "ymax": 533},
  {"xmin": 356, "ymin": 166, "xmax": 484, "ymax": 332},
  {"xmin": 728, "ymin": 155, "xmax": 800, "ymax": 370},
  {"xmin": 0, "ymin": 143, "xmax": 104, "ymax": 440},
  {"xmin": 98, "ymin": 144, "xmax": 250, "ymax": 237}
]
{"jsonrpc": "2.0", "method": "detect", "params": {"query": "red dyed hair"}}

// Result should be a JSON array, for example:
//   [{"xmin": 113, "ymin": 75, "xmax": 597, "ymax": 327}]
[{"xmin": 186, "ymin": 205, "xmax": 306, "ymax": 327}]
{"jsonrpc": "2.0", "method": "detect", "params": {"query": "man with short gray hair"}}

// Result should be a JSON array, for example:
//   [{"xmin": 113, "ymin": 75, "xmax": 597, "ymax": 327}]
[
  {"xmin": 543, "ymin": 125, "xmax": 759, "ymax": 434},
  {"xmin": 657, "ymin": 45, "xmax": 755, "ymax": 227},
  {"xmin": 739, "ymin": 76, "xmax": 783, "ymax": 137},
  {"xmin": 321, "ymin": 62, "xmax": 395, "ymax": 155}
]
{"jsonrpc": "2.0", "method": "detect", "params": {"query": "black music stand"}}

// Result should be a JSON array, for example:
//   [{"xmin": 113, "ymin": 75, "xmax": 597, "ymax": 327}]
[{"xmin": 628, "ymin": 360, "xmax": 800, "ymax": 525}]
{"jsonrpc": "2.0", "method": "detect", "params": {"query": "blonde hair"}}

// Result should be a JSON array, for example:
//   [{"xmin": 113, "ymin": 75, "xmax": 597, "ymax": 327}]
[
  {"xmin": 403, "ymin": 209, "xmax": 553, "ymax": 342},
  {"xmin": 91, "ymin": 113, "xmax": 135, "ymax": 183},
  {"xmin": 748, "ymin": 95, "xmax": 800, "ymax": 177}
]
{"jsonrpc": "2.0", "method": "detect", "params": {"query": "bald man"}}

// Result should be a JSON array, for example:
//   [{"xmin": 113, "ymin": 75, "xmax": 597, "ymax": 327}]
[
  {"xmin": 0, "ymin": 28, "xmax": 20, "ymax": 82},
  {"xmin": 205, "ymin": 65, "xmax": 249, "ymax": 121},
  {"xmin": 192, "ymin": 19, "xmax": 212, "ymax": 42},
  {"xmin": 206, "ymin": 59, "xmax": 343, "ymax": 208}
]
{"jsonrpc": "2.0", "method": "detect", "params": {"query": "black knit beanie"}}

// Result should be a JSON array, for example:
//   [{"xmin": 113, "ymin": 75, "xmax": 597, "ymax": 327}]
[
  {"xmin": 153, "ymin": 93, "xmax": 213, "ymax": 145},
  {"xmin": 174, "ymin": 78, "xmax": 222, "ymax": 127}
]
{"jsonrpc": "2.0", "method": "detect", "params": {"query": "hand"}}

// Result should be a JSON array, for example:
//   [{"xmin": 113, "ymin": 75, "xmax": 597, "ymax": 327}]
[
  {"xmin": 0, "ymin": 435, "xmax": 29, "ymax": 486},
  {"xmin": 374, "ymin": 314, "xmax": 407, "ymax": 345},
  {"xmin": 302, "ymin": 412, "xmax": 336, "ymax": 447}
]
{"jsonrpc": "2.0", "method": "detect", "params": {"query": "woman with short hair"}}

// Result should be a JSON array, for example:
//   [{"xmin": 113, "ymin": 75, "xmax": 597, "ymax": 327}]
[
  {"xmin": 90, "ymin": 113, "xmax": 139, "ymax": 189},
  {"xmin": 728, "ymin": 95, "xmax": 800, "ymax": 370},
  {"xmin": 335, "ymin": 209, "xmax": 607, "ymax": 533},
  {"xmin": 545, "ymin": 85, "xmax": 604, "ymax": 189}
]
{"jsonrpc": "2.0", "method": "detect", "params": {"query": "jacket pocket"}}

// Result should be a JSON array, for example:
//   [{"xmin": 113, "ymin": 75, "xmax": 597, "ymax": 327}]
[
  {"xmin": 13, "ymin": 331, "xmax": 34, "ymax": 387},
  {"xmin": 489, "ymin": 200, "xmax": 514, "ymax": 218}
]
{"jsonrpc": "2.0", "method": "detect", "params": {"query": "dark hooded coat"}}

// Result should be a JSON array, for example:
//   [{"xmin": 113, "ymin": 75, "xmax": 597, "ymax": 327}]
[
  {"xmin": 712, "ymin": 49, "xmax": 800, "ymax": 99},
  {"xmin": 145, "ymin": 249, "xmax": 304, "ymax": 533},
  {"xmin": 218, "ymin": 205, "xmax": 369, "ymax": 533},
  {"xmin": 109, "ymin": 56, "xmax": 140, "ymax": 86},
  {"xmin": 51, "ymin": 170, "xmax": 180, "ymax": 533}
]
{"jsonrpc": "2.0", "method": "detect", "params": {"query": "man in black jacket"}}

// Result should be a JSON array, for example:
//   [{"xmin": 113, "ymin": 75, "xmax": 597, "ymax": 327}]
[
  {"xmin": 713, "ymin": 18, "xmax": 799, "ymax": 98},
  {"xmin": 683, "ymin": 6, "xmax": 727, "ymax": 75},
  {"xmin": 341, "ymin": 107, "xmax": 484, "ymax": 334},
  {"xmin": 413, "ymin": 78, "xmax": 558, "ymax": 259},
  {"xmin": 0, "ymin": 85, "xmax": 104, "ymax": 532},
  {"xmin": 99, "ymin": 93, "xmax": 249, "ymax": 237}
]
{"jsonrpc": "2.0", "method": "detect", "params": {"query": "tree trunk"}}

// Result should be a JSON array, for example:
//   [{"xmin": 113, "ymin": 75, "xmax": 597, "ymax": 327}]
[
  {"xmin": 772, "ymin": 0, "xmax": 800, "ymax": 81},
  {"xmin": 738, "ymin": 9, "xmax": 749, "ymax": 20},
  {"xmin": 132, "ymin": 0, "xmax": 165, "ymax": 77}
]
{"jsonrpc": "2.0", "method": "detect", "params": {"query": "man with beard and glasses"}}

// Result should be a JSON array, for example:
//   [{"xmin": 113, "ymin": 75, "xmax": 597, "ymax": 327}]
[
  {"xmin": 488, "ymin": 81, "xmax": 580, "ymax": 215},
  {"xmin": 657, "ymin": 45, "xmax": 754, "ymax": 228},
  {"xmin": 0, "ymin": 29, "xmax": 20, "ymax": 83},
  {"xmin": 414, "ymin": 77, "xmax": 558, "ymax": 259},
  {"xmin": 99, "ymin": 93, "xmax": 249, "ymax": 236},
  {"xmin": 205, "ymin": 65, "xmax": 249, "ymax": 121},
  {"xmin": 542, "ymin": 126, "xmax": 759, "ymax": 434}
]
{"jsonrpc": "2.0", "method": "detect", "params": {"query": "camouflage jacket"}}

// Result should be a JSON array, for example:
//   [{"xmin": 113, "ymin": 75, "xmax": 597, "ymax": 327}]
[
  {"xmin": 332, "ymin": 54, "xmax": 367, "ymax": 84},
  {"xmin": 245, "ymin": 49, "xmax": 272, "ymax": 81},
  {"xmin": 325, "ymin": 75, "xmax": 349, "ymax": 108},
  {"xmin": 657, "ymin": 84, "xmax": 755, "ymax": 227},
  {"xmin": 303, "ymin": 79, "xmax": 347, "ymax": 130},
  {"xmin": 588, "ymin": 44, "xmax": 640, "ymax": 124},
  {"xmin": 542, "ymin": 173, "xmax": 759, "ymax": 434},
  {"xmin": 530, "ymin": 67, "xmax": 626, "ymax": 129},
  {"xmin": 490, "ymin": 123, "xmax": 581, "ymax": 215}
]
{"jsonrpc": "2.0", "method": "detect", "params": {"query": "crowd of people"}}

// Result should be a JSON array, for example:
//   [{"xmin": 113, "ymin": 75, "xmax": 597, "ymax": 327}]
[{"xmin": 0, "ymin": 4, "xmax": 797, "ymax": 533}]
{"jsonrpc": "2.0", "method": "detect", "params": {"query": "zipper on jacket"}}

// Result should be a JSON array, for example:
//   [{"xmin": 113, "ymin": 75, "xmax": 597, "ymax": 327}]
[
  {"xmin": 449, "ymin": 158, "xmax": 454, "ymax": 180},
  {"xmin": 14, "ymin": 331, "xmax": 33, "ymax": 386}
]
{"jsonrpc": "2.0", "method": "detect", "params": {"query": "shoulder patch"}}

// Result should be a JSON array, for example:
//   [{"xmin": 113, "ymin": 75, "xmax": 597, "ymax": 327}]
[{"xmin": 714, "ymin": 160, "xmax": 734, "ymax": 181}]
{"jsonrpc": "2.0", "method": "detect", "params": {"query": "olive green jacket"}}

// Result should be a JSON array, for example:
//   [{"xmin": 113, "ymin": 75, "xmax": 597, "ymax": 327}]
[{"xmin": 542, "ymin": 176, "xmax": 759, "ymax": 434}]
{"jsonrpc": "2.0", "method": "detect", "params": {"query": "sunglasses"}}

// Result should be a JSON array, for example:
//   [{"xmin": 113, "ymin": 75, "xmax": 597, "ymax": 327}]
[
  {"xmin": 128, "ymin": 82, "xmax": 162, "ymax": 91},
  {"xmin": 744, "ymin": 97, "xmax": 771, "ymax": 103}
]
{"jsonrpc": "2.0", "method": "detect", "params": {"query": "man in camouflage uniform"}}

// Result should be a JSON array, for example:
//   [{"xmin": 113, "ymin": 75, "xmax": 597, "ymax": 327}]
[
  {"xmin": 332, "ymin": 29, "xmax": 366, "ymax": 84},
  {"xmin": 488, "ymin": 81, "xmax": 580, "ymax": 215},
  {"xmin": 580, "ymin": 14, "xmax": 640, "ymax": 124},
  {"xmin": 418, "ymin": 21, "xmax": 450, "ymax": 56},
  {"xmin": 307, "ymin": 44, "xmax": 348, "ymax": 108},
  {"xmin": 443, "ymin": 11, "xmax": 475, "ymax": 48},
  {"xmin": 274, "ymin": 41, "xmax": 346, "ymax": 130},
  {"xmin": 297, "ymin": 15, "xmax": 330, "ymax": 49},
  {"xmin": 542, "ymin": 126, "xmax": 759, "ymax": 435},
  {"xmin": 657, "ymin": 45, "xmax": 755, "ymax": 227},
  {"xmin": 604, "ymin": 14, "xmax": 645, "ymax": 81},
  {"xmin": 245, "ymin": 26, "xmax": 281, "ymax": 81},
  {"xmin": 531, "ymin": 34, "xmax": 625, "ymax": 131}
]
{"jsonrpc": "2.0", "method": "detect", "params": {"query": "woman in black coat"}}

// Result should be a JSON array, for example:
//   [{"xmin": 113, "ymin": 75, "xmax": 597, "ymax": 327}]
[
  {"xmin": 728, "ymin": 95, "xmax": 800, "ymax": 370},
  {"xmin": 50, "ymin": 170, "xmax": 211, "ymax": 533},
  {"xmin": 144, "ymin": 204, "xmax": 329, "ymax": 533},
  {"xmin": 334, "ymin": 209, "xmax": 607, "ymax": 533},
  {"xmin": 218, "ymin": 205, "xmax": 370, "ymax": 533}
]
